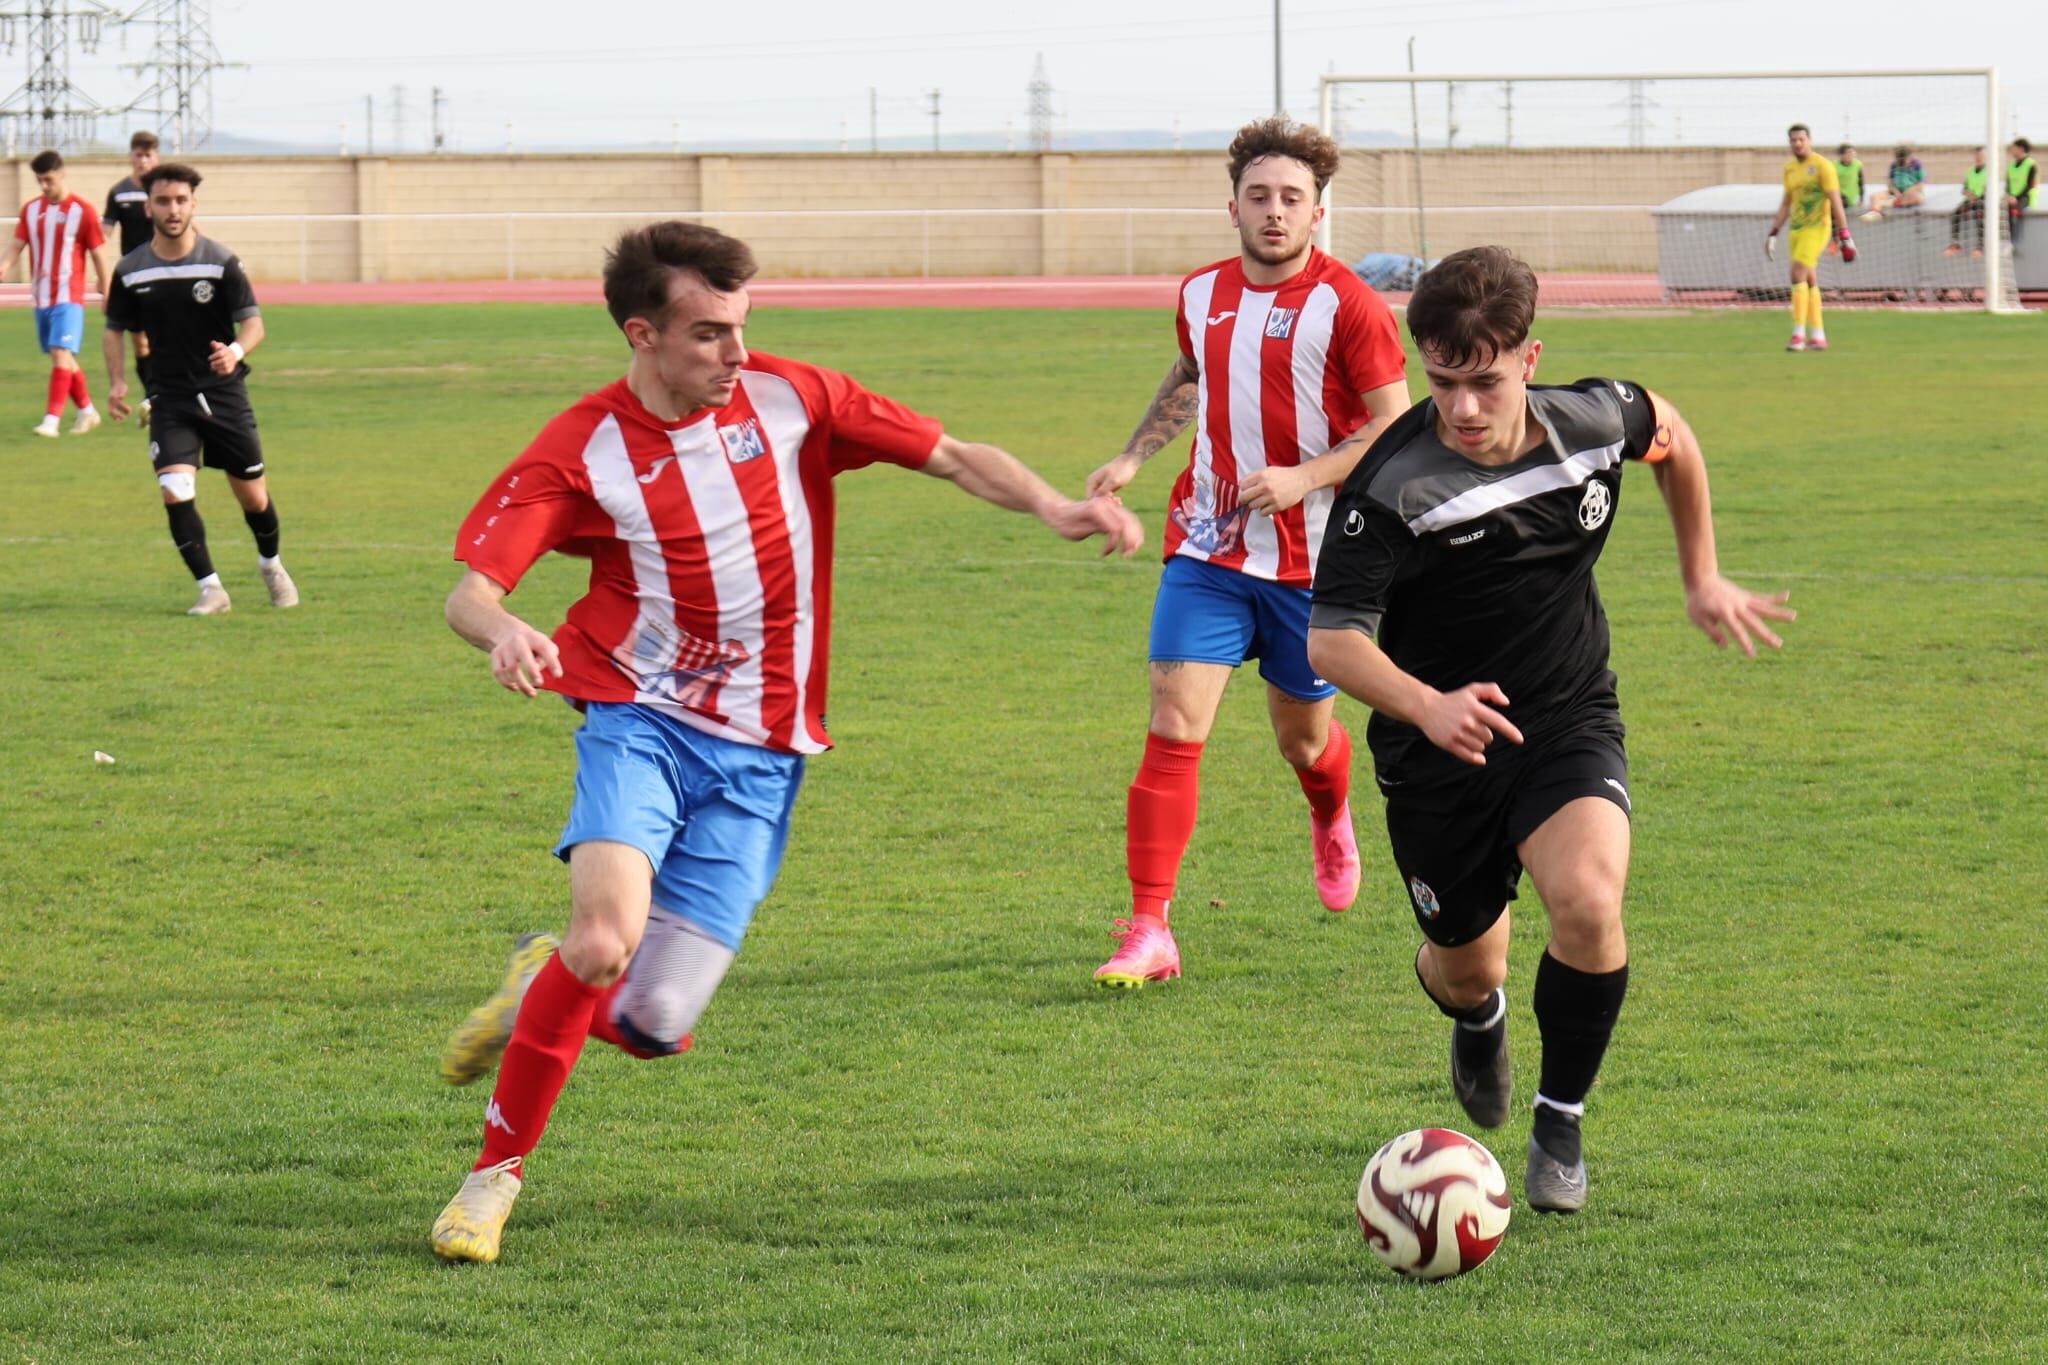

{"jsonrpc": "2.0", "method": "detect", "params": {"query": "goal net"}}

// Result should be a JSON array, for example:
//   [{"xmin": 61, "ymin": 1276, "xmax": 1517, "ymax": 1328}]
[{"xmin": 1315, "ymin": 70, "xmax": 2025, "ymax": 312}]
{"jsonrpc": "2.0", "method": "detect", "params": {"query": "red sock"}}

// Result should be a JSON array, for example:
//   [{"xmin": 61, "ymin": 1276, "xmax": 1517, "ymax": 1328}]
[
  {"xmin": 68, "ymin": 368, "xmax": 89, "ymax": 409},
  {"xmin": 1126, "ymin": 733, "xmax": 1202, "ymax": 924},
  {"xmin": 475, "ymin": 953, "xmax": 602, "ymax": 1172},
  {"xmin": 584, "ymin": 978, "xmax": 694, "ymax": 1059},
  {"xmin": 46, "ymin": 369, "xmax": 68, "ymax": 418},
  {"xmin": 1294, "ymin": 717, "xmax": 1352, "ymax": 819}
]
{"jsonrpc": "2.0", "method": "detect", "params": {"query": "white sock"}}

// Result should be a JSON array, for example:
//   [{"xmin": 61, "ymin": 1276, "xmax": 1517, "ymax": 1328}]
[
  {"xmin": 197, "ymin": 572, "xmax": 223, "ymax": 590},
  {"xmin": 1533, "ymin": 1093, "xmax": 1585, "ymax": 1119},
  {"xmin": 1791, "ymin": 325, "xmax": 1806, "ymax": 339},
  {"xmin": 78, "ymin": 403, "xmax": 96, "ymax": 416},
  {"xmin": 259, "ymin": 554, "xmax": 282, "ymax": 570},
  {"xmin": 1810, "ymin": 328, "xmax": 1826, "ymax": 343}
]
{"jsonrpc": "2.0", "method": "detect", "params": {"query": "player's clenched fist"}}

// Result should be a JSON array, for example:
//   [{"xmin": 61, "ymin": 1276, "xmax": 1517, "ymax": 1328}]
[
  {"xmin": 488, "ymin": 624, "xmax": 562, "ymax": 697},
  {"xmin": 1418, "ymin": 682, "xmax": 1525, "ymax": 766}
]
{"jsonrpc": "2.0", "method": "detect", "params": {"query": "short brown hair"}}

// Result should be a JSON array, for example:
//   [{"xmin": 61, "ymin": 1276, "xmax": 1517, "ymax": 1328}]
[
  {"xmin": 1787, "ymin": 123, "xmax": 1810, "ymax": 138},
  {"xmin": 130, "ymin": 130, "xmax": 159, "ymax": 152},
  {"xmin": 1406, "ymin": 246, "xmax": 1540, "ymax": 368},
  {"xmin": 29, "ymin": 150, "xmax": 62, "ymax": 175},
  {"xmin": 141, "ymin": 163, "xmax": 202, "ymax": 193},
  {"xmin": 603, "ymin": 221, "xmax": 757, "ymax": 331},
  {"xmin": 1227, "ymin": 117, "xmax": 1339, "ymax": 194}
]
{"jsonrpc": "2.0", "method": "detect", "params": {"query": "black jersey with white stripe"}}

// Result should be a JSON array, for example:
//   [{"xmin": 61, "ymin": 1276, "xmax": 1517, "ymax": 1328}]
[
  {"xmin": 1311, "ymin": 378, "xmax": 1663, "ymax": 776},
  {"xmin": 104, "ymin": 234, "xmax": 260, "ymax": 393},
  {"xmin": 103, "ymin": 176, "xmax": 152, "ymax": 257}
]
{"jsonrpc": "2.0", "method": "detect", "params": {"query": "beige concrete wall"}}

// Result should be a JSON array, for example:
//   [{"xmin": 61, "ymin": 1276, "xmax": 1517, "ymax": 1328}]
[{"xmin": 2, "ymin": 146, "xmax": 1986, "ymax": 283}]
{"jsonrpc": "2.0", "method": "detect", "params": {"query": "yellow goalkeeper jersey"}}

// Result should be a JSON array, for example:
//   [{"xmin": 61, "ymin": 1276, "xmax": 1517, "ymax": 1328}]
[{"xmin": 1783, "ymin": 154, "xmax": 1840, "ymax": 232}]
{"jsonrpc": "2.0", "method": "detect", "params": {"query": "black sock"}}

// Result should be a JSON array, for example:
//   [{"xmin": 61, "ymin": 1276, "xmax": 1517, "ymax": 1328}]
[
  {"xmin": 1532, "ymin": 950, "xmax": 1629, "ymax": 1109},
  {"xmin": 1531, "ymin": 1104, "xmax": 1583, "ymax": 1165},
  {"xmin": 1416, "ymin": 948, "xmax": 1506, "ymax": 1069},
  {"xmin": 166, "ymin": 500, "xmax": 215, "ymax": 580},
  {"xmin": 243, "ymin": 500, "xmax": 280, "ymax": 559}
]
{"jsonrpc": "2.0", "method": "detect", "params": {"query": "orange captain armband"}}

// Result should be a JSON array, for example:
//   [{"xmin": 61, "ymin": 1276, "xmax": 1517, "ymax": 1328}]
[{"xmin": 1640, "ymin": 389, "xmax": 1677, "ymax": 464}]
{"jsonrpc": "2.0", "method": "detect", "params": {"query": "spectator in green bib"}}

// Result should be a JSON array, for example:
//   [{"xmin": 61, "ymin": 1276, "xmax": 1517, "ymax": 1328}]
[
  {"xmin": 1946, "ymin": 147, "xmax": 1990, "ymax": 257},
  {"xmin": 2007, "ymin": 139, "xmax": 2038, "ymax": 245},
  {"xmin": 1834, "ymin": 144, "xmax": 1867, "ymax": 214}
]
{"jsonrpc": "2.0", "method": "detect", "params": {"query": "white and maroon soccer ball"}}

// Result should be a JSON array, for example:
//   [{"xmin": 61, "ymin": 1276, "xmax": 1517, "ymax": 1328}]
[{"xmin": 1356, "ymin": 1127, "xmax": 1512, "ymax": 1279}]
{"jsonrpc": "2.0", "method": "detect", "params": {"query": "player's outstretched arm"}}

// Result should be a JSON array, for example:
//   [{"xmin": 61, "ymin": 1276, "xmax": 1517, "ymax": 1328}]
[
  {"xmin": 1306, "ymin": 627, "xmax": 1523, "ymax": 767},
  {"xmin": 1647, "ymin": 396, "xmax": 1796, "ymax": 658},
  {"xmin": 924, "ymin": 434, "xmax": 1142, "ymax": 555},
  {"xmin": 1242, "ymin": 377, "xmax": 1412, "ymax": 514},
  {"xmin": 921, "ymin": 433, "xmax": 1142, "ymax": 556},
  {"xmin": 1086, "ymin": 354, "xmax": 1199, "ymax": 498},
  {"xmin": 445, "ymin": 568, "xmax": 563, "ymax": 697},
  {"xmin": 101, "ymin": 327, "xmax": 131, "ymax": 421}
]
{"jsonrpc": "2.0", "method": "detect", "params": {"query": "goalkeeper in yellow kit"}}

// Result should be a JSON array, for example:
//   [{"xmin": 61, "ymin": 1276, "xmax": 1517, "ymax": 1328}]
[{"xmin": 1766, "ymin": 123, "xmax": 1855, "ymax": 352}]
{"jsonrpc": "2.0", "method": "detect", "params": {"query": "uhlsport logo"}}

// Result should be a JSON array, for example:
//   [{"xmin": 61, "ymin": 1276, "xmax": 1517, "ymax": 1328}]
[
  {"xmin": 191, "ymin": 279, "xmax": 214, "ymax": 304},
  {"xmin": 1344, "ymin": 508, "xmax": 1365, "ymax": 536},
  {"xmin": 1578, "ymin": 480, "xmax": 1612, "ymax": 531},
  {"xmin": 1264, "ymin": 307, "xmax": 1299, "ymax": 339},
  {"xmin": 719, "ymin": 417, "xmax": 766, "ymax": 464},
  {"xmin": 1409, "ymin": 876, "xmax": 1442, "ymax": 919}
]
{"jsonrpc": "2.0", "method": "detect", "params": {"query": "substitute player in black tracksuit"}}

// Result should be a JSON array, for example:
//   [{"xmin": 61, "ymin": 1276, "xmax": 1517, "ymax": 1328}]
[
  {"xmin": 101, "ymin": 161, "xmax": 298, "ymax": 616},
  {"xmin": 1308, "ymin": 246, "xmax": 1795, "ymax": 1213},
  {"xmin": 104, "ymin": 130, "xmax": 160, "ymax": 392}
]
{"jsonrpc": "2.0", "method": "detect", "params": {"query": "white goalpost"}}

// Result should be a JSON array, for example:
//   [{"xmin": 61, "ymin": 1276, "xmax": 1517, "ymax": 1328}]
[{"xmin": 1315, "ymin": 69, "xmax": 2027, "ymax": 313}]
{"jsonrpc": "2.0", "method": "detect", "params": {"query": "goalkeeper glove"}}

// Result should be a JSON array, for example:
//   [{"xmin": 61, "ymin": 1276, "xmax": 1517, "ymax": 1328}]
[
  {"xmin": 1837, "ymin": 228, "xmax": 1857, "ymax": 263},
  {"xmin": 1765, "ymin": 234, "xmax": 1777, "ymax": 260}
]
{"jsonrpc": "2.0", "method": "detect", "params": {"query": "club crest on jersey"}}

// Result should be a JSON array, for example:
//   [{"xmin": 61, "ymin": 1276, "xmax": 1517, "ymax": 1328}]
[
  {"xmin": 1264, "ymin": 307, "xmax": 1299, "ymax": 339},
  {"xmin": 191, "ymin": 279, "xmax": 214, "ymax": 304},
  {"xmin": 719, "ymin": 418, "xmax": 766, "ymax": 464},
  {"xmin": 1409, "ymin": 877, "xmax": 1442, "ymax": 919},
  {"xmin": 1578, "ymin": 480, "xmax": 1612, "ymax": 531}
]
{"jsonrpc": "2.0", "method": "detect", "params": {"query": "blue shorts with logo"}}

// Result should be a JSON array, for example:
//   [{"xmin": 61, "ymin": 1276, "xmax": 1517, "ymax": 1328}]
[
  {"xmin": 34, "ymin": 303, "xmax": 85, "ymax": 355},
  {"xmin": 555, "ymin": 701, "xmax": 805, "ymax": 953},
  {"xmin": 1147, "ymin": 554, "xmax": 1335, "ymax": 701}
]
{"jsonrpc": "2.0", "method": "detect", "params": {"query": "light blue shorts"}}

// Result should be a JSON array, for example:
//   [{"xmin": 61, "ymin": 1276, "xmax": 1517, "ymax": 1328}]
[
  {"xmin": 555, "ymin": 702, "xmax": 805, "ymax": 952},
  {"xmin": 34, "ymin": 303, "xmax": 84, "ymax": 355},
  {"xmin": 1147, "ymin": 555, "xmax": 1335, "ymax": 701}
]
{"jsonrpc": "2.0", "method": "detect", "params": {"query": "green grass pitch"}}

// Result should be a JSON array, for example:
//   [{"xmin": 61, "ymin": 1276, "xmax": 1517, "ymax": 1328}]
[{"xmin": 2, "ymin": 302, "xmax": 2043, "ymax": 1361}]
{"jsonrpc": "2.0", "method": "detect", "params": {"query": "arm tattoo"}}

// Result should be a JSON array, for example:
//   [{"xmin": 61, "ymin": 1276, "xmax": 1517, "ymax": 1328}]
[{"xmin": 1123, "ymin": 356, "xmax": 1200, "ymax": 461}]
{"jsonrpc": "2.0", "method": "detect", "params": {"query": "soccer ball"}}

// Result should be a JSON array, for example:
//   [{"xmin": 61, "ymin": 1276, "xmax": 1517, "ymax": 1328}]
[{"xmin": 1356, "ymin": 1128, "xmax": 1511, "ymax": 1279}]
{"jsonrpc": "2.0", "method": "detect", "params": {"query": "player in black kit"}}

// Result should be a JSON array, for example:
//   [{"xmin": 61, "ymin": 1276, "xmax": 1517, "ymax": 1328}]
[
  {"xmin": 1308, "ymin": 246, "xmax": 1794, "ymax": 1212},
  {"xmin": 103, "ymin": 132, "xmax": 160, "ymax": 395},
  {"xmin": 101, "ymin": 162, "xmax": 297, "ymax": 616}
]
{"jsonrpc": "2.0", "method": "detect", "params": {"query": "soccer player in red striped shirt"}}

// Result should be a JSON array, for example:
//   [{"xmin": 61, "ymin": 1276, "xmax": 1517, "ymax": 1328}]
[
  {"xmin": 2, "ymin": 150, "xmax": 111, "ymax": 437},
  {"xmin": 1086, "ymin": 117, "xmax": 1411, "ymax": 988},
  {"xmin": 429, "ymin": 222, "xmax": 1141, "ymax": 1264}
]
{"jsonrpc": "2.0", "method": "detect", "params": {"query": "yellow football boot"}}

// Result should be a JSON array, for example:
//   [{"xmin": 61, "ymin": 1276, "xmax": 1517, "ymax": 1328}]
[
  {"xmin": 431, "ymin": 1157, "xmax": 523, "ymax": 1263},
  {"xmin": 439, "ymin": 932, "xmax": 559, "ymax": 1086}
]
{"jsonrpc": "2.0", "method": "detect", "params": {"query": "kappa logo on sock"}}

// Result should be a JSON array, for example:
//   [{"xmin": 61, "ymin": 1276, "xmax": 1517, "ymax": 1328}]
[{"xmin": 484, "ymin": 1099, "xmax": 517, "ymax": 1136}]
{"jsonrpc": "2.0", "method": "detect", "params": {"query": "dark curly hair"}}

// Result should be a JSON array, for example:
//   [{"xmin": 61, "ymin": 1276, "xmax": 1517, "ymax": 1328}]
[{"xmin": 1226, "ymin": 117, "xmax": 1340, "ymax": 194}]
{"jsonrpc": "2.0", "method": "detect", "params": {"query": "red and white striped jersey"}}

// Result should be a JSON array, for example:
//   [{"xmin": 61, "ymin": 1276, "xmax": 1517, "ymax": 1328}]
[
  {"xmin": 1164, "ymin": 247, "xmax": 1405, "ymax": 586},
  {"xmin": 13, "ymin": 195, "xmax": 104, "ymax": 308},
  {"xmin": 455, "ymin": 359, "xmax": 942, "ymax": 755}
]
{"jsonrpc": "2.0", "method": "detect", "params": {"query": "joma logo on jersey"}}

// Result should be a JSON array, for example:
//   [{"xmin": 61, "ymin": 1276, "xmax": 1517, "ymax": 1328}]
[
  {"xmin": 719, "ymin": 419, "xmax": 766, "ymax": 464},
  {"xmin": 1264, "ymin": 308, "xmax": 1299, "ymax": 339}
]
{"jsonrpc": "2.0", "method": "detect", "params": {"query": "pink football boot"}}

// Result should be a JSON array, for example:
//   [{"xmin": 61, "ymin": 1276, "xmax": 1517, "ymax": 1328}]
[
  {"xmin": 1093, "ymin": 916, "xmax": 1181, "ymax": 989},
  {"xmin": 1311, "ymin": 801, "xmax": 1362, "ymax": 912}
]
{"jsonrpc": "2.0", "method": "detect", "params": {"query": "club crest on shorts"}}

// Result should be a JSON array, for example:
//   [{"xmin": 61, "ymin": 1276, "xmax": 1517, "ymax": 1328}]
[
  {"xmin": 1264, "ymin": 307, "xmax": 1299, "ymax": 339},
  {"xmin": 191, "ymin": 279, "xmax": 214, "ymax": 304},
  {"xmin": 719, "ymin": 417, "xmax": 766, "ymax": 464},
  {"xmin": 1409, "ymin": 876, "xmax": 1442, "ymax": 919},
  {"xmin": 1578, "ymin": 480, "xmax": 1612, "ymax": 531}
]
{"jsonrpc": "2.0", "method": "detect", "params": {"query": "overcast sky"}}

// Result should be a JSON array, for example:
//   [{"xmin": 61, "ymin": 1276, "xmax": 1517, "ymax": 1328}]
[{"xmin": 42, "ymin": 0, "xmax": 2048, "ymax": 152}]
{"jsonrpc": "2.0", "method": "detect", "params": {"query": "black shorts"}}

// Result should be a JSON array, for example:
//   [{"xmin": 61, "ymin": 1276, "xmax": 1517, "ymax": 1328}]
[
  {"xmin": 1380, "ymin": 713, "xmax": 1631, "ymax": 948},
  {"xmin": 148, "ymin": 382, "xmax": 265, "ymax": 481}
]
